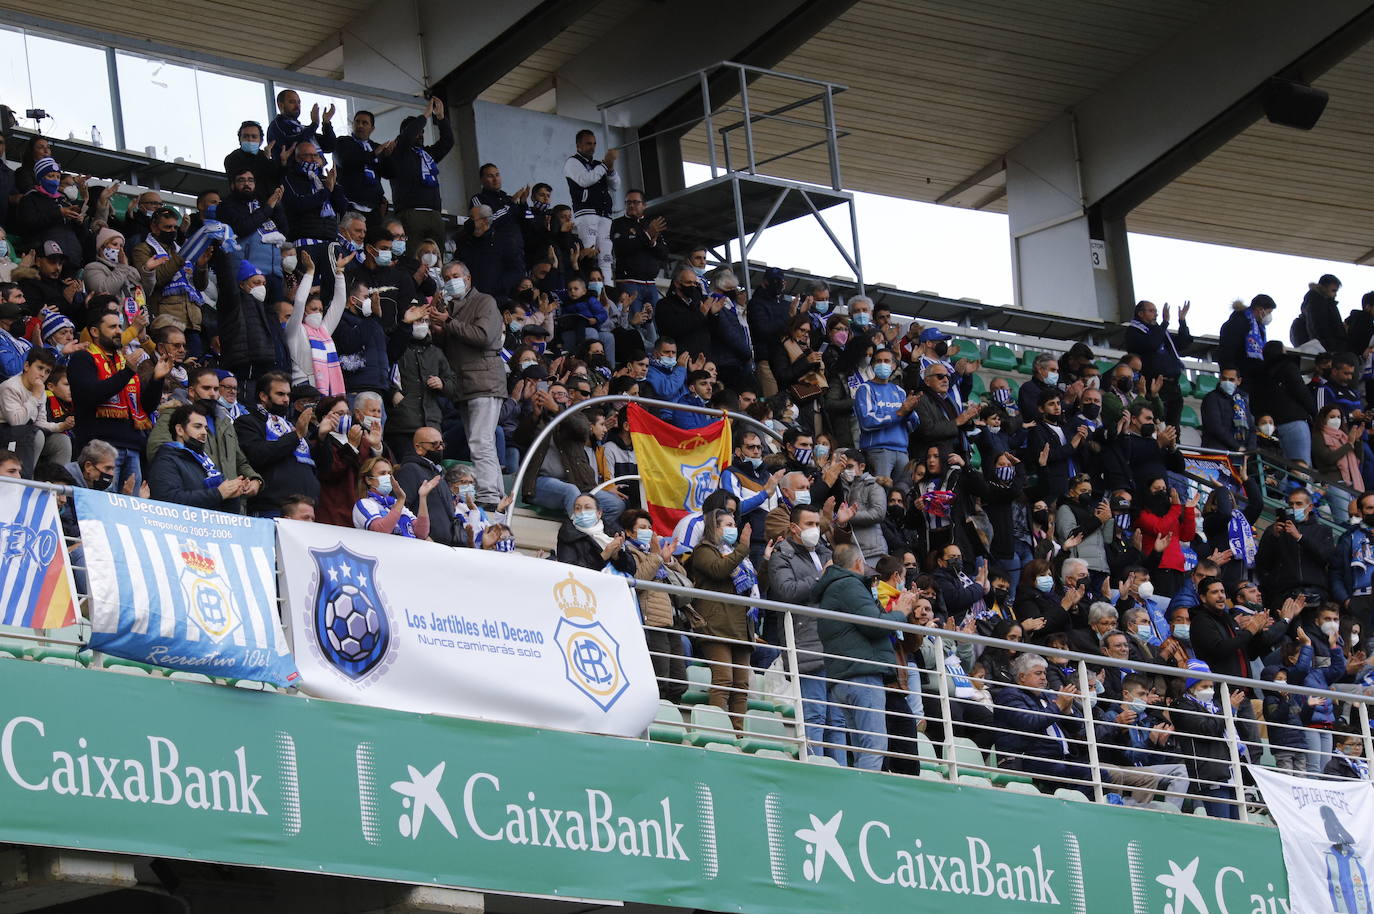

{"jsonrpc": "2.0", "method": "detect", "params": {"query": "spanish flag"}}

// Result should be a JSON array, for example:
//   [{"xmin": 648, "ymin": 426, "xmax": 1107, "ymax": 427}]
[
  {"xmin": 626, "ymin": 404, "xmax": 733, "ymax": 535},
  {"xmin": 0, "ymin": 485, "xmax": 77, "ymax": 629}
]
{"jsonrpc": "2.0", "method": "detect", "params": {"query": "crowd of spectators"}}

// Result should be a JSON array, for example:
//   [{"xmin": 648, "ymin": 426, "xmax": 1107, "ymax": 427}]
[{"xmin": 0, "ymin": 91, "xmax": 1372, "ymax": 811}]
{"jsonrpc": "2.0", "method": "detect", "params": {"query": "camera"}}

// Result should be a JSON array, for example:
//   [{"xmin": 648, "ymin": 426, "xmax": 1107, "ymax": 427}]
[
  {"xmin": 1275, "ymin": 508, "xmax": 1293, "ymax": 523},
  {"xmin": 24, "ymin": 108, "xmax": 47, "ymax": 121}
]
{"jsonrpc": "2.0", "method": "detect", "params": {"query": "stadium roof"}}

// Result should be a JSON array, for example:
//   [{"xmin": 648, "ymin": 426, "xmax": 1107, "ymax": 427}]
[{"xmin": 5, "ymin": 0, "xmax": 1374, "ymax": 263}]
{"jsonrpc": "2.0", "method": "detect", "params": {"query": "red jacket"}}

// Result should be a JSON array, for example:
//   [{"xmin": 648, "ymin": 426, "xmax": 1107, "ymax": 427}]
[{"xmin": 1135, "ymin": 504, "xmax": 1195, "ymax": 572}]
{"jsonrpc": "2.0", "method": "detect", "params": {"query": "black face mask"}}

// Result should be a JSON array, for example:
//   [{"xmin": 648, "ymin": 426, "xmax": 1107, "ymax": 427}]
[
  {"xmin": 1111, "ymin": 496, "xmax": 1132, "ymax": 513},
  {"xmin": 196, "ymin": 398, "xmax": 218, "ymax": 415},
  {"xmin": 1148, "ymin": 491, "xmax": 1170, "ymax": 513},
  {"xmin": 1080, "ymin": 403, "xmax": 1101, "ymax": 420},
  {"xmin": 991, "ymin": 587, "xmax": 1009, "ymax": 605},
  {"xmin": 94, "ymin": 471, "xmax": 114, "ymax": 491},
  {"xmin": 265, "ymin": 401, "xmax": 290, "ymax": 417},
  {"xmin": 1139, "ymin": 422, "xmax": 1156, "ymax": 437},
  {"xmin": 887, "ymin": 504, "xmax": 905, "ymax": 522},
  {"xmin": 679, "ymin": 284, "xmax": 701, "ymax": 300},
  {"xmin": 1114, "ymin": 377, "xmax": 1132, "ymax": 393},
  {"xmin": 184, "ymin": 437, "xmax": 206, "ymax": 454},
  {"xmin": 1032, "ymin": 508, "xmax": 1050, "ymax": 526},
  {"xmin": 1363, "ymin": 513, "xmax": 1374, "ymax": 527},
  {"xmin": 1077, "ymin": 492, "xmax": 1096, "ymax": 507}
]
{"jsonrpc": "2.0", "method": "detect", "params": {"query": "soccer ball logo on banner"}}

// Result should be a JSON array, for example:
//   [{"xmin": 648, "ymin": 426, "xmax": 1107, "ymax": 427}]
[
  {"xmin": 177, "ymin": 540, "xmax": 240, "ymax": 641},
  {"xmin": 551, "ymin": 572, "xmax": 629, "ymax": 711},
  {"xmin": 309, "ymin": 545, "xmax": 392, "ymax": 681}
]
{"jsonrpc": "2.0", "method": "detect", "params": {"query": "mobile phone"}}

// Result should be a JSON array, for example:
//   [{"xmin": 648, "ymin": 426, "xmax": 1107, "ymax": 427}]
[{"xmin": 536, "ymin": 381, "xmax": 550, "ymax": 393}]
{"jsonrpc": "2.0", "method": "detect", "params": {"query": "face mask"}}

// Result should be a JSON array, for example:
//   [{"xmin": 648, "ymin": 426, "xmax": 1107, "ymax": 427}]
[
  {"xmin": 873, "ymin": 362, "xmax": 894, "ymax": 379},
  {"xmin": 95, "ymin": 472, "xmax": 114, "ymax": 491},
  {"xmin": 39, "ymin": 177, "xmax": 60, "ymax": 195},
  {"xmin": 412, "ymin": 322, "xmax": 430, "ymax": 339},
  {"xmin": 248, "ymin": 285, "xmax": 267, "ymax": 303},
  {"xmin": 657, "ymin": 356, "xmax": 676, "ymax": 370},
  {"xmin": 1114, "ymin": 377, "xmax": 1132, "ymax": 393},
  {"xmin": 992, "ymin": 387, "xmax": 1012, "ymax": 404},
  {"xmin": 392, "ymin": 239, "xmax": 407, "ymax": 257},
  {"xmin": 986, "ymin": 422, "xmax": 1002, "ymax": 435},
  {"xmin": 1258, "ymin": 422, "xmax": 1275, "ymax": 436},
  {"xmin": 1092, "ymin": 679, "xmax": 1105, "ymax": 695},
  {"xmin": 990, "ymin": 587, "xmax": 1009, "ymax": 605},
  {"xmin": 1322, "ymin": 620, "xmax": 1341, "ymax": 636},
  {"xmin": 331, "ymin": 413, "xmax": 352, "ymax": 438},
  {"xmin": 204, "ymin": 204, "xmax": 217, "ymax": 220},
  {"xmin": 281, "ymin": 254, "xmax": 298, "ymax": 273},
  {"xmin": 421, "ymin": 252, "xmax": 439, "ymax": 267},
  {"xmin": 509, "ymin": 320, "xmax": 524, "ymax": 334},
  {"xmin": 798, "ymin": 527, "xmax": 821, "ymax": 548},
  {"xmin": 1192, "ymin": 688, "xmax": 1215, "ymax": 705},
  {"xmin": 633, "ymin": 528, "xmax": 654, "ymax": 549},
  {"xmin": 1128, "ymin": 697, "xmax": 1148, "ymax": 715},
  {"xmin": 814, "ymin": 299, "xmax": 830, "ymax": 314},
  {"xmin": 994, "ymin": 464, "xmax": 1015, "ymax": 483},
  {"xmin": 587, "ymin": 281, "xmax": 604, "ymax": 295},
  {"xmin": 517, "ymin": 360, "xmax": 538, "ymax": 374},
  {"xmin": 304, "ymin": 312, "xmax": 324, "ymax": 329},
  {"xmin": 1137, "ymin": 581, "xmax": 1155, "ymax": 600},
  {"xmin": 1261, "ymin": 311, "xmax": 1273, "ymax": 325},
  {"xmin": 375, "ymin": 249, "xmax": 393, "ymax": 266},
  {"xmin": 444, "ymin": 277, "xmax": 467, "ymax": 298},
  {"xmin": 814, "ymin": 444, "xmax": 830, "ymax": 460},
  {"xmin": 721, "ymin": 526, "xmax": 739, "ymax": 546},
  {"xmin": 793, "ymin": 489, "xmax": 811, "ymax": 505},
  {"xmin": 457, "ymin": 484, "xmax": 476, "ymax": 502},
  {"xmin": 841, "ymin": 468, "xmax": 856, "ymax": 483},
  {"xmin": 1080, "ymin": 403, "xmax": 1101, "ymax": 420},
  {"xmin": 1135, "ymin": 624, "xmax": 1152, "ymax": 639},
  {"xmin": 1172, "ymin": 624, "xmax": 1190, "ymax": 642},
  {"xmin": 0, "ymin": 240, "xmax": 8, "ymax": 259},
  {"xmin": 1139, "ymin": 422, "xmax": 1156, "ymax": 438},
  {"xmin": 1219, "ymin": 380, "xmax": 1237, "ymax": 395},
  {"xmin": 374, "ymin": 474, "xmax": 393, "ymax": 496},
  {"xmin": 831, "ymin": 329, "xmax": 849, "ymax": 346},
  {"xmin": 1045, "ymin": 371, "xmax": 1059, "ymax": 385},
  {"xmin": 572, "ymin": 510, "xmax": 599, "ymax": 529},
  {"xmin": 62, "ymin": 185, "xmax": 80, "ymax": 202},
  {"xmin": 692, "ymin": 265, "xmax": 706, "ymax": 277},
  {"xmin": 1291, "ymin": 507, "xmax": 1307, "ymax": 523},
  {"xmin": 241, "ymin": 140, "xmax": 261, "ymax": 155},
  {"xmin": 1034, "ymin": 575, "xmax": 1054, "ymax": 593},
  {"xmin": 1328, "ymin": 416, "xmax": 1344, "ymax": 430},
  {"xmin": 850, "ymin": 312, "xmax": 871, "ymax": 327},
  {"xmin": 1363, "ymin": 513, "xmax": 1374, "ymax": 528},
  {"xmin": 1032, "ymin": 508, "xmax": 1049, "ymax": 526},
  {"xmin": 101, "ymin": 246, "xmax": 120, "ymax": 263},
  {"xmin": 744, "ymin": 455, "xmax": 762, "ymax": 469},
  {"xmin": 359, "ymin": 299, "xmax": 373, "ymax": 318}
]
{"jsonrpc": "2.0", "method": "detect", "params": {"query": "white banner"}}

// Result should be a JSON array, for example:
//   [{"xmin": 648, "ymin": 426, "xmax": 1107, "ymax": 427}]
[
  {"xmin": 1252, "ymin": 765, "xmax": 1374, "ymax": 914},
  {"xmin": 275, "ymin": 519, "xmax": 659, "ymax": 737}
]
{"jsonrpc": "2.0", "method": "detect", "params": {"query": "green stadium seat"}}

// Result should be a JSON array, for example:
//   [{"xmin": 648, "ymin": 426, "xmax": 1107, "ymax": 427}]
[
  {"xmin": 681, "ymin": 664, "xmax": 711, "ymax": 704},
  {"xmin": 688, "ymin": 705, "xmax": 738, "ymax": 749},
  {"xmin": 968, "ymin": 371, "xmax": 987, "ymax": 396},
  {"xmin": 30, "ymin": 646, "xmax": 88, "ymax": 667},
  {"xmin": 1002, "ymin": 780, "xmax": 1041, "ymax": 796},
  {"xmin": 951, "ymin": 339, "xmax": 982, "ymax": 361},
  {"xmin": 1181, "ymin": 405, "xmax": 1201, "ymax": 429},
  {"xmin": 1054, "ymin": 788, "xmax": 1089, "ymax": 802},
  {"xmin": 1095, "ymin": 359, "xmax": 1117, "ymax": 375},
  {"xmin": 649, "ymin": 700, "xmax": 686, "ymax": 744},
  {"xmin": 944, "ymin": 736, "xmax": 991, "ymax": 780},
  {"xmin": 110, "ymin": 193, "xmax": 132, "ymax": 220},
  {"xmin": 804, "ymin": 754, "xmax": 841, "ymax": 767},
  {"xmin": 1176, "ymin": 376, "xmax": 1194, "ymax": 398},
  {"xmin": 915, "ymin": 731, "xmax": 947, "ymax": 775},
  {"xmin": 753, "ymin": 748, "xmax": 793, "ymax": 761},
  {"xmin": 984, "ymin": 345, "xmax": 1017, "ymax": 372},
  {"xmin": 740, "ymin": 710, "xmax": 796, "ymax": 756},
  {"xmin": 1017, "ymin": 350, "xmax": 1044, "ymax": 375},
  {"xmin": 168, "ymin": 671, "xmax": 215, "ymax": 685},
  {"xmin": 987, "ymin": 748, "xmax": 1035, "ymax": 786},
  {"xmin": 1194, "ymin": 374, "xmax": 1218, "ymax": 396},
  {"xmin": 100, "ymin": 655, "xmax": 167, "ymax": 676},
  {"xmin": 704, "ymin": 741, "xmax": 742, "ymax": 754}
]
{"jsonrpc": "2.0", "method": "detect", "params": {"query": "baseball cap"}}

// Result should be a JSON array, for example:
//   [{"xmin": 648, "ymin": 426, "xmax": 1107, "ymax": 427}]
[
  {"xmin": 39, "ymin": 240, "xmax": 65, "ymax": 260},
  {"xmin": 918, "ymin": 327, "xmax": 951, "ymax": 343},
  {"xmin": 520, "ymin": 323, "xmax": 551, "ymax": 338}
]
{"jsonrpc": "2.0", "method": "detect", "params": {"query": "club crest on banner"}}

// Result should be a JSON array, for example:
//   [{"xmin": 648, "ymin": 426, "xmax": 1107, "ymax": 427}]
[
  {"xmin": 310, "ymin": 545, "xmax": 392, "ymax": 682},
  {"xmin": 178, "ymin": 540, "xmax": 239, "ymax": 641},
  {"xmin": 678, "ymin": 458, "xmax": 721, "ymax": 512},
  {"xmin": 552, "ymin": 573, "xmax": 629, "ymax": 712}
]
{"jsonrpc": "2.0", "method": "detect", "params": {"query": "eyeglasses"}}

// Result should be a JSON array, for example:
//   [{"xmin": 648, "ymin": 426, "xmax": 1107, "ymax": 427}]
[{"xmin": 928, "ymin": 373, "xmax": 949, "ymax": 380}]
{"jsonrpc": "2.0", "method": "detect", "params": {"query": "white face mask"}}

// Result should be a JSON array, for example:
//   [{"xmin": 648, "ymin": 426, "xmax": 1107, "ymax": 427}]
[
  {"xmin": 1322, "ymin": 620, "xmax": 1341, "ymax": 636},
  {"xmin": 412, "ymin": 322, "xmax": 430, "ymax": 339},
  {"xmin": 798, "ymin": 527, "xmax": 821, "ymax": 548},
  {"xmin": 1261, "ymin": 312, "xmax": 1273, "ymax": 325},
  {"xmin": 62, "ymin": 185, "xmax": 80, "ymax": 201},
  {"xmin": 1192, "ymin": 687, "xmax": 1215, "ymax": 704},
  {"xmin": 248, "ymin": 285, "xmax": 266, "ymax": 303},
  {"xmin": 281, "ymin": 254, "xmax": 299, "ymax": 273},
  {"xmin": 304, "ymin": 312, "xmax": 324, "ymax": 329},
  {"xmin": 1328, "ymin": 416, "xmax": 1344, "ymax": 430},
  {"xmin": 421, "ymin": 252, "xmax": 439, "ymax": 267},
  {"xmin": 101, "ymin": 246, "xmax": 120, "ymax": 263},
  {"xmin": 1137, "ymin": 581, "xmax": 1155, "ymax": 600},
  {"xmin": 1258, "ymin": 422, "xmax": 1275, "ymax": 437},
  {"xmin": 358, "ymin": 298, "xmax": 373, "ymax": 317}
]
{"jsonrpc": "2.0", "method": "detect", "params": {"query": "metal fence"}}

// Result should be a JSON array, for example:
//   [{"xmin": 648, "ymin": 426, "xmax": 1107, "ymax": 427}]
[{"xmin": 629, "ymin": 578, "xmax": 1374, "ymax": 825}]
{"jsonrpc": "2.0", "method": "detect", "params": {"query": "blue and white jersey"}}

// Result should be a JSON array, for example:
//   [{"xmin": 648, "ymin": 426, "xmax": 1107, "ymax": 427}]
[{"xmin": 353, "ymin": 492, "xmax": 418, "ymax": 538}]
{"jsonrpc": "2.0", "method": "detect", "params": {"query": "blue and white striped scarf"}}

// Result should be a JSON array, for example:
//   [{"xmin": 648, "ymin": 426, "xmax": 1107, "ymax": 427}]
[
  {"xmin": 417, "ymin": 146, "xmax": 439, "ymax": 187},
  {"xmin": 257, "ymin": 404, "xmax": 314, "ymax": 466},
  {"xmin": 146, "ymin": 221, "xmax": 238, "ymax": 305},
  {"xmin": 1244, "ymin": 308, "xmax": 1266, "ymax": 361},
  {"xmin": 165, "ymin": 441, "xmax": 224, "ymax": 488}
]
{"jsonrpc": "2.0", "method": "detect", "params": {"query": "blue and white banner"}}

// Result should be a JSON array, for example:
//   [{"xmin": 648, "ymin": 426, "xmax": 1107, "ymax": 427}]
[
  {"xmin": 74, "ymin": 489, "xmax": 299, "ymax": 686},
  {"xmin": 1252, "ymin": 765, "xmax": 1374, "ymax": 914},
  {"xmin": 275, "ymin": 519, "xmax": 658, "ymax": 737}
]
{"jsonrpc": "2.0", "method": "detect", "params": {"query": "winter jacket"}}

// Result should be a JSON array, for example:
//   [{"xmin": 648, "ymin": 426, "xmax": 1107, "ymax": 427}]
[
  {"xmin": 1250, "ymin": 350, "xmax": 1315, "ymax": 426},
  {"xmin": 1189, "ymin": 603, "xmax": 1287, "ymax": 681},
  {"xmin": 838, "ymin": 472, "xmax": 887, "ymax": 561},
  {"xmin": 223, "ymin": 148, "xmax": 284, "ymax": 203},
  {"xmin": 765, "ymin": 538, "xmax": 832, "ymax": 674},
  {"xmin": 663, "ymin": 392, "xmax": 714, "ymax": 430},
  {"xmin": 386, "ymin": 116, "xmax": 454, "ymax": 212},
  {"xmin": 1102, "ymin": 433, "xmax": 1184, "ymax": 494},
  {"xmin": 992, "ymin": 684, "xmax": 1084, "ymax": 768},
  {"xmin": 281, "ymin": 166, "xmax": 349, "ymax": 243},
  {"xmin": 1135, "ymin": 504, "xmax": 1196, "ymax": 574},
  {"xmin": 1333, "ymin": 524, "xmax": 1374, "ymax": 603},
  {"xmin": 911, "ymin": 391, "xmax": 963, "ymax": 458},
  {"xmin": 146, "ymin": 400, "xmax": 259, "ymax": 511},
  {"xmin": 386, "ymin": 327, "xmax": 458, "ymax": 437},
  {"xmin": 67, "ymin": 348, "xmax": 163, "ymax": 451},
  {"xmin": 394, "ymin": 452, "xmax": 456, "ymax": 546},
  {"xmin": 1302, "ymin": 284, "xmax": 1348, "ymax": 353},
  {"xmin": 1123, "ymin": 319, "xmax": 1191, "ymax": 379},
  {"xmin": 687, "ymin": 539, "xmax": 754, "ymax": 642},
  {"xmin": 440, "ymin": 288, "xmax": 505, "ymax": 401},
  {"xmin": 643, "ymin": 361, "xmax": 686, "ymax": 404},
  {"xmin": 334, "ymin": 135, "xmax": 386, "ymax": 212},
  {"xmin": 610, "ymin": 215, "xmax": 668, "ymax": 282},
  {"xmin": 13, "ymin": 190, "xmax": 84, "ymax": 264},
  {"xmin": 314, "ymin": 433, "xmax": 377, "ymax": 527},
  {"xmin": 708, "ymin": 301, "xmax": 753, "ymax": 373},
  {"xmin": 81, "ymin": 259, "xmax": 143, "ymax": 300},
  {"xmin": 334, "ymin": 307, "xmax": 391, "ymax": 394},
  {"xmin": 129, "ymin": 239, "xmax": 206, "ymax": 333},
  {"xmin": 146, "ymin": 443, "xmax": 227, "ymax": 509},
  {"xmin": 217, "ymin": 193, "xmax": 289, "ymax": 279},
  {"xmin": 654, "ymin": 289, "xmax": 711, "ymax": 356},
  {"xmin": 233, "ymin": 410, "xmax": 323, "ymax": 514},
  {"xmin": 1170, "ymin": 693, "xmax": 1231, "ymax": 787},
  {"xmin": 214, "ymin": 249, "xmax": 278, "ymax": 370},
  {"xmin": 1200, "ymin": 388, "xmax": 1256, "ymax": 452},
  {"xmin": 813, "ymin": 564, "xmax": 906, "ymax": 681},
  {"xmin": 1255, "ymin": 517, "xmax": 1333, "ymax": 601},
  {"xmin": 854, "ymin": 378, "xmax": 914, "ymax": 452}
]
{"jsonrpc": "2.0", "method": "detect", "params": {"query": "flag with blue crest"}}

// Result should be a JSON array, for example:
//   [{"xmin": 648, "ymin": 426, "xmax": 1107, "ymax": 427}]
[{"xmin": 74, "ymin": 489, "xmax": 298, "ymax": 686}]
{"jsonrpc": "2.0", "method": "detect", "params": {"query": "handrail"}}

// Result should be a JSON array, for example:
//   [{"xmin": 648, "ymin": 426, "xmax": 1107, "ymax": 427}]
[{"xmin": 504, "ymin": 394, "xmax": 782, "ymax": 525}]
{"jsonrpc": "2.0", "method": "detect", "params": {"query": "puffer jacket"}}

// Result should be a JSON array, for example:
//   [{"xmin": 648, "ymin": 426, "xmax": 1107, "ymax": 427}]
[
  {"xmin": 766, "ymin": 538, "xmax": 833, "ymax": 673},
  {"xmin": 687, "ymin": 538, "xmax": 753, "ymax": 642},
  {"xmin": 813, "ymin": 564, "xmax": 906, "ymax": 681},
  {"xmin": 214, "ymin": 249, "xmax": 278, "ymax": 369},
  {"xmin": 441, "ymin": 288, "xmax": 505, "ymax": 400}
]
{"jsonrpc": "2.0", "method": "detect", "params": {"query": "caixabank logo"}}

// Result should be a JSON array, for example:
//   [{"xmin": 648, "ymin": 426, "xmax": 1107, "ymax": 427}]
[{"xmin": 1125, "ymin": 841, "xmax": 1290, "ymax": 914}]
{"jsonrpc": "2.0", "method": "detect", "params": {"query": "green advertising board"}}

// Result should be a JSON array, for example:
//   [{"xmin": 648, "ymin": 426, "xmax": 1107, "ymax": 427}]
[{"xmin": 0, "ymin": 661, "xmax": 1288, "ymax": 913}]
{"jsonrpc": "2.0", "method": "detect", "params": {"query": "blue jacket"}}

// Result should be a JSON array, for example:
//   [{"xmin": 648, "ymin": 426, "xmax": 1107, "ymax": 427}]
[
  {"xmin": 664, "ymin": 393, "xmax": 714, "ymax": 430},
  {"xmin": 566, "ymin": 293, "xmax": 608, "ymax": 328},
  {"xmin": 1105, "ymin": 708, "xmax": 1174, "ymax": 767},
  {"xmin": 644, "ymin": 362, "xmax": 686, "ymax": 404},
  {"xmin": 992, "ymin": 685, "xmax": 1083, "ymax": 764},
  {"xmin": 1301, "ymin": 631, "xmax": 1346, "ymax": 726},
  {"xmin": 1265, "ymin": 645, "xmax": 1313, "ymax": 749},
  {"xmin": 854, "ymin": 379, "xmax": 915, "ymax": 451},
  {"xmin": 1333, "ymin": 525, "xmax": 1374, "ymax": 603},
  {"xmin": 333, "ymin": 308, "xmax": 391, "ymax": 394},
  {"xmin": 0, "ymin": 328, "xmax": 30, "ymax": 382},
  {"xmin": 708, "ymin": 301, "xmax": 753, "ymax": 370}
]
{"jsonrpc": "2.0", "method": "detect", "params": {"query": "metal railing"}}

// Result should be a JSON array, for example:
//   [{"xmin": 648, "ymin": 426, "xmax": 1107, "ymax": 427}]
[{"xmin": 629, "ymin": 576, "xmax": 1374, "ymax": 823}]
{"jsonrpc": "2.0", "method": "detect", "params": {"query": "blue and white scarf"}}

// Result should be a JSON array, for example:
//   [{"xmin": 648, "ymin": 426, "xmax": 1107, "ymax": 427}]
[
  {"xmin": 302, "ymin": 164, "xmax": 335, "ymax": 218},
  {"xmin": 1129, "ymin": 318, "xmax": 1180, "ymax": 361},
  {"xmin": 146, "ymin": 221, "xmax": 238, "ymax": 306},
  {"xmin": 1227, "ymin": 510, "xmax": 1257, "ymax": 567},
  {"xmin": 1244, "ymin": 308, "xmax": 1266, "ymax": 360},
  {"xmin": 246, "ymin": 199, "xmax": 279, "ymax": 238},
  {"xmin": 256, "ymin": 404, "xmax": 314, "ymax": 466},
  {"xmin": 366, "ymin": 492, "xmax": 415, "ymax": 538},
  {"xmin": 416, "ymin": 146, "xmax": 439, "ymax": 187},
  {"xmin": 166, "ymin": 441, "xmax": 224, "ymax": 488}
]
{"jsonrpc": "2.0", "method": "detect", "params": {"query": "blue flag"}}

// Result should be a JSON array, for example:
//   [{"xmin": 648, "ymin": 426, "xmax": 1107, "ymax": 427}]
[{"xmin": 74, "ymin": 489, "xmax": 299, "ymax": 686}]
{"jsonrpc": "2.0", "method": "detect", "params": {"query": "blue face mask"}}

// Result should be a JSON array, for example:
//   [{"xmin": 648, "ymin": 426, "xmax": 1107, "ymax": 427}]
[
  {"xmin": 1291, "ymin": 507, "xmax": 1307, "ymax": 523},
  {"xmin": 1045, "ymin": 371, "xmax": 1060, "ymax": 386},
  {"xmin": 509, "ymin": 320, "xmax": 523, "ymax": 334},
  {"xmin": 335, "ymin": 413, "xmax": 353, "ymax": 437},
  {"xmin": 39, "ymin": 177, "xmax": 60, "ymax": 195},
  {"xmin": 457, "ymin": 484, "xmax": 476, "ymax": 501},
  {"xmin": 721, "ymin": 526, "xmax": 739, "ymax": 546},
  {"xmin": 374, "ymin": 474, "xmax": 393, "ymax": 496},
  {"xmin": 392, "ymin": 239, "xmax": 407, "ymax": 256},
  {"xmin": 1127, "ymin": 697, "xmax": 1148, "ymax": 715},
  {"xmin": 634, "ymin": 528, "xmax": 654, "ymax": 548},
  {"xmin": 241, "ymin": 140, "xmax": 261, "ymax": 155},
  {"xmin": 813, "ymin": 444, "xmax": 830, "ymax": 460},
  {"xmin": 1218, "ymin": 379, "xmax": 1237, "ymax": 396},
  {"xmin": 744, "ymin": 456, "xmax": 762, "ymax": 469},
  {"xmin": 793, "ymin": 489, "xmax": 811, "ymax": 505},
  {"xmin": 572, "ymin": 510, "xmax": 599, "ymax": 529},
  {"xmin": 1035, "ymin": 575, "xmax": 1054, "ymax": 593},
  {"xmin": 444, "ymin": 277, "xmax": 467, "ymax": 298},
  {"xmin": 657, "ymin": 356, "xmax": 677, "ymax": 370},
  {"xmin": 375, "ymin": 249, "xmax": 393, "ymax": 266},
  {"xmin": 793, "ymin": 447, "xmax": 812, "ymax": 465},
  {"xmin": 873, "ymin": 362, "xmax": 894, "ymax": 380},
  {"xmin": 850, "ymin": 311, "xmax": 871, "ymax": 327},
  {"xmin": 814, "ymin": 299, "xmax": 830, "ymax": 314},
  {"xmin": 0, "ymin": 240, "xmax": 9, "ymax": 259},
  {"xmin": 1173, "ymin": 624, "xmax": 1191, "ymax": 642},
  {"xmin": 587, "ymin": 280, "xmax": 604, "ymax": 295}
]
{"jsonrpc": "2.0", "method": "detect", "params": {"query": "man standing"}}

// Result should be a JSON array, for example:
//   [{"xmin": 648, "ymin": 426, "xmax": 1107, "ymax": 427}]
[
  {"xmin": 383, "ymin": 97, "xmax": 453, "ymax": 246},
  {"xmin": 1200, "ymin": 367, "xmax": 1256, "ymax": 452},
  {"xmin": 610, "ymin": 189, "xmax": 668, "ymax": 314},
  {"xmin": 281, "ymin": 141, "xmax": 348, "ymax": 300},
  {"xmin": 218, "ymin": 169, "xmax": 288, "ymax": 299},
  {"xmin": 720, "ymin": 430, "xmax": 784, "ymax": 563},
  {"xmin": 68, "ymin": 311, "xmax": 171, "ymax": 492},
  {"xmin": 469, "ymin": 163, "xmax": 528, "ymax": 295},
  {"xmin": 147, "ymin": 404, "xmax": 251, "ymax": 509},
  {"xmin": 1301, "ymin": 273, "xmax": 1347, "ymax": 352},
  {"xmin": 1218, "ymin": 294, "xmax": 1276, "ymax": 388},
  {"xmin": 814, "ymin": 542, "xmax": 914, "ymax": 770},
  {"xmin": 266, "ymin": 89, "xmax": 336, "ymax": 153},
  {"xmin": 234, "ymin": 370, "xmax": 321, "ymax": 516},
  {"xmin": 334, "ymin": 110, "xmax": 386, "ymax": 226},
  {"xmin": 223, "ymin": 121, "xmax": 283, "ymax": 203},
  {"xmin": 1335, "ymin": 492, "xmax": 1374, "ymax": 631},
  {"xmin": 1256, "ymin": 488, "xmax": 1334, "ymax": 606},
  {"xmin": 564, "ymin": 129, "xmax": 619, "ymax": 277},
  {"xmin": 147, "ymin": 367, "xmax": 260, "ymax": 512},
  {"xmin": 854, "ymin": 348, "xmax": 920, "ymax": 479},
  {"xmin": 438, "ymin": 261, "xmax": 506, "ymax": 509},
  {"xmin": 1124, "ymin": 300, "xmax": 1192, "ymax": 429},
  {"xmin": 215, "ymin": 252, "xmax": 279, "ymax": 386}
]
